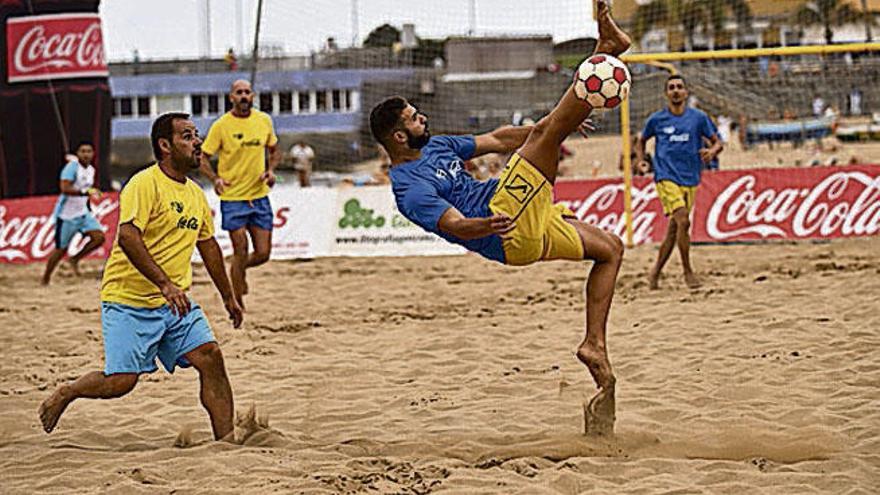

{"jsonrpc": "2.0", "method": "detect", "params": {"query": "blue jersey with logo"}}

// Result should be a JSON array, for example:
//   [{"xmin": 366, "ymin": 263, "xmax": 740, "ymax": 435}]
[
  {"xmin": 642, "ymin": 107, "xmax": 718, "ymax": 187},
  {"xmin": 390, "ymin": 135, "xmax": 505, "ymax": 263}
]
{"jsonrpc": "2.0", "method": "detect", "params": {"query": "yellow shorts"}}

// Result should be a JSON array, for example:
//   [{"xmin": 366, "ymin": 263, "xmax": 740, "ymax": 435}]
[
  {"xmin": 656, "ymin": 180, "xmax": 697, "ymax": 216},
  {"xmin": 488, "ymin": 154, "xmax": 585, "ymax": 266}
]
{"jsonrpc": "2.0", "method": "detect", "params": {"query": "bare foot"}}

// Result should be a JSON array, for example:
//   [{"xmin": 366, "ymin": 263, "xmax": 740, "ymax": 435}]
[
  {"xmin": 39, "ymin": 385, "xmax": 73, "ymax": 433},
  {"xmin": 576, "ymin": 343, "xmax": 616, "ymax": 390},
  {"xmin": 685, "ymin": 272, "xmax": 702, "ymax": 289},
  {"xmin": 234, "ymin": 292, "xmax": 246, "ymax": 312},
  {"xmin": 648, "ymin": 268, "xmax": 660, "ymax": 290},
  {"xmin": 584, "ymin": 384, "xmax": 616, "ymax": 436},
  {"xmin": 595, "ymin": 0, "xmax": 631, "ymax": 57}
]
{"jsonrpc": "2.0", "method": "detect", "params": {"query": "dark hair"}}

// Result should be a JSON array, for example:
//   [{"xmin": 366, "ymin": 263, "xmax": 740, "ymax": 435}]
[
  {"xmin": 151, "ymin": 112, "xmax": 190, "ymax": 161},
  {"xmin": 75, "ymin": 140, "xmax": 94, "ymax": 151},
  {"xmin": 667, "ymin": 74, "xmax": 686, "ymax": 85},
  {"xmin": 369, "ymin": 96, "xmax": 407, "ymax": 147}
]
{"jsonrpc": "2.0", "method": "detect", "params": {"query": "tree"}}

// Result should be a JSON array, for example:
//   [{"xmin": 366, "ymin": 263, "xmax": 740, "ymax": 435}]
[
  {"xmin": 363, "ymin": 24, "xmax": 401, "ymax": 48},
  {"xmin": 633, "ymin": 0, "xmax": 752, "ymax": 51},
  {"xmin": 794, "ymin": 0, "xmax": 874, "ymax": 44}
]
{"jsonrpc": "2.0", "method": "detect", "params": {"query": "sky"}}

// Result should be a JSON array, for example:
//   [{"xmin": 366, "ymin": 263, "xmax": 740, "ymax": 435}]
[{"xmin": 99, "ymin": 0, "xmax": 597, "ymax": 62}]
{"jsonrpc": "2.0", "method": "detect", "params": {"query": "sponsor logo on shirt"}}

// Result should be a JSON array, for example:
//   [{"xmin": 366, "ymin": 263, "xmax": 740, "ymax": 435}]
[
  {"xmin": 170, "ymin": 201, "xmax": 199, "ymax": 230},
  {"xmin": 436, "ymin": 159, "xmax": 464, "ymax": 181}
]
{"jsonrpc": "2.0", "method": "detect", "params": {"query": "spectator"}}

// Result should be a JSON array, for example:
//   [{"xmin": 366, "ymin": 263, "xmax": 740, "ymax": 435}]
[
  {"xmin": 224, "ymin": 48, "xmax": 238, "ymax": 71},
  {"xmin": 812, "ymin": 95, "xmax": 825, "ymax": 117},
  {"xmin": 849, "ymin": 87, "xmax": 863, "ymax": 116},
  {"xmin": 290, "ymin": 140, "xmax": 315, "ymax": 188}
]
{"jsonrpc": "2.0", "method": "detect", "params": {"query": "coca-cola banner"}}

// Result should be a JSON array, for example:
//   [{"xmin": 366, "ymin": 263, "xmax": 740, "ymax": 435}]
[
  {"xmin": 0, "ymin": 192, "xmax": 117, "ymax": 263},
  {"xmin": 555, "ymin": 164, "xmax": 880, "ymax": 244},
  {"xmin": 5, "ymin": 13, "xmax": 106, "ymax": 83},
  {"xmin": 0, "ymin": 165, "xmax": 877, "ymax": 264}
]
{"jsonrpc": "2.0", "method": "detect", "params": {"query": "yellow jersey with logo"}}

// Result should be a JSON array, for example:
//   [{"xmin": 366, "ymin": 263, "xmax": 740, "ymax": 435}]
[
  {"xmin": 201, "ymin": 110, "xmax": 278, "ymax": 201},
  {"xmin": 100, "ymin": 165, "xmax": 215, "ymax": 308}
]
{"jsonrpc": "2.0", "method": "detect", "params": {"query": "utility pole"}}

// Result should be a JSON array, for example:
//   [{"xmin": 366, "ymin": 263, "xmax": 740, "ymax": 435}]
[
  {"xmin": 468, "ymin": 0, "xmax": 476, "ymax": 36},
  {"xmin": 862, "ymin": 0, "xmax": 873, "ymax": 42},
  {"xmin": 250, "ymin": 0, "xmax": 264, "ymax": 85},
  {"xmin": 351, "ymin": 0, "xmax": 359, "ymax": 47}
]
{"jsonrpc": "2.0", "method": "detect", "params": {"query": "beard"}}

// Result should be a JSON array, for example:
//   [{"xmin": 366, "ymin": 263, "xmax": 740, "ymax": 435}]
[
  {"xmin": 237, "ymin": 98, "xmax": 252, "ymax": 111},
  {"xmin": 171, "ymin": 147, "xmax": 199, "ymax": 171},
  {"xmin": 405, "ymin": 128, "xmax": 430, "ymax": 150}
]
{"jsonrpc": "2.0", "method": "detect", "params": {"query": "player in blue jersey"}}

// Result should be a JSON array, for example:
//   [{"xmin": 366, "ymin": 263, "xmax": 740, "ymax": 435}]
[
  {"xmin": 369, "ymin": 0, "xmax": 629, "ymax": 435},
  {"xmin": 635, "ymin": 75, "xmax": 723, "ymax": 290}
]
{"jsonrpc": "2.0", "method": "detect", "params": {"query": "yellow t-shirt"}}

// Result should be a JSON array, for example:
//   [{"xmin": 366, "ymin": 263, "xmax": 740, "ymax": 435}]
[
  {"xmin": 201, "ymin": 110, "xmax": 278, "ymax": 201},
  {"xmin": 100, "ymin": 165, "xmax": 215, "ymax": 308}
]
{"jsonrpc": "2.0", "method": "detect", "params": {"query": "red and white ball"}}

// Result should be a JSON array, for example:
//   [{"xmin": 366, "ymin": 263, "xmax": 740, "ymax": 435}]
[{"xmin": 574, "ymin": 54, "xmax": 631, "ymax": 110}]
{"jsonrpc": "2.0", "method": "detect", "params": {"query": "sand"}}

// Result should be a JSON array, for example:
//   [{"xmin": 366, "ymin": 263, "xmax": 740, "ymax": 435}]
[{"xmin": 1, "ymin": 237, "xmax": 879, "ymax": 493}]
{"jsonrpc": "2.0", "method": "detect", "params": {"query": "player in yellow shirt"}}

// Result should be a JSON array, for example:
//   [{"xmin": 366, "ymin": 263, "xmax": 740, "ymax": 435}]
[
  {"xmin": 39, "ymin": 113, "xmax": 244, "ymax": 441},
  {"xmin": 199, "ymin": 79, "xmax": 281, "ymax": 309}
]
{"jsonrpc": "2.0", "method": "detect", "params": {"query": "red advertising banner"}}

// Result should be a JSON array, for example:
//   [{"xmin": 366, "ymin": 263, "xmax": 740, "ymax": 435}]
[
  {"xmin": 6, "ymin": 13, "xmax": 107, "ymax": 83},
  {"xmin": 555, "ymin": 164, "xmax": 880, "ymax": 244},
  {"xmin": 0, "ymin": 193, "xmax": 117, "ymax": 264},
  {"xmin": 0, "ymin": 165, "xmax": 877, "ymax": 264}
]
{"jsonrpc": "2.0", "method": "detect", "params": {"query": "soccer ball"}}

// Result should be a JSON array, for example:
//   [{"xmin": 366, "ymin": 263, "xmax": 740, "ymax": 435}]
[{"xmin": 574, "ymin": 54, "xmax": 631, "ymax": 110}]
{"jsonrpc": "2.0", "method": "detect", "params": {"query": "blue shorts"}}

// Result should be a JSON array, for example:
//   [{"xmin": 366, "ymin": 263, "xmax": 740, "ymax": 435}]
[
  {"xmin": 55, "ymin": 213, "xmax": 102, "ymax": 249},
  {"xmin": 220, "ymin": 196, "xmax": 273, "ymax": 231},
  {"xmin": 101, "ymin": 301, "xmax": 216, "ymax": 375}
]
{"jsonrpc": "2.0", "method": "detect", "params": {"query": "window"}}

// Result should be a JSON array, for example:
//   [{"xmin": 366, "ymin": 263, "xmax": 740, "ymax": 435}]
[
  {"xmin": 316, "ymin": 91, "xmax": 327, "ymax": 112},
  {"xmin": 112, "ymin": 98, "xmax": 120, "ymax": 117},
  {"xmin": 259, "ymin": 92, "xmax": 274, "ymax": 113},
  {"xmin": 298, "ymin": 92, "xmax": 310, "ymax": 113},
  {"xmin": 137, "ymin": 97, "xmax": 150, "ymax": 117},
  {"xmin": 191, "ymin": 94, "xmax": 204, "ymax": 116},
  {"xmin": 346, "ymin": 89, "xmax": 358, "ymax": 112},
  {"xmin": 208, "ymin": 94, "xmax": 220, "ymax": 114},
  {"xmin": 279, "ymin": 91, "xmax": 292, "ymax": 113},
  {"xmin": 156, "ymin": 95, "xmax": 184, "ymax": 115},
  {"xmin": 331, "ymin": 89, "xmax": 342, "ymax": 112},
  {"xmin": 224, "ymin": 95, "xmax": 233, "ymax": 112},
  {"xmin": 119, "ymin": 98, "xmax": 133, "ymax": 117}
]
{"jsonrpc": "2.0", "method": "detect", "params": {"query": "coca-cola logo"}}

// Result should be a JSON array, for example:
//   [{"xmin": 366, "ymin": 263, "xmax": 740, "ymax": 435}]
[
  {"xmin": 557, "ymin": 181, "xmax": 659, "ymax": 245},
  {"xmin": 6, "ymin": 14, "xmax": 108, "ymax": 83},
  {"xmin": 0, "ymin": 197, "xmax": 118, "ymax": 262},
  {"xmin": 706, "ymin": 172, "xmax": 880, "ymax": 240}
]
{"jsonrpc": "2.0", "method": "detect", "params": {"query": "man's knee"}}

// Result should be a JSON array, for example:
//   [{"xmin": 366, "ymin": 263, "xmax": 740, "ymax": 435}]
[
  {"xmin": 530, "ymin": 116, "xmax": 564, "ymax": 144},
  {"xmin": 104, "ymin": 373, "xmax": 138, "ymax": 398},
  {"xmin": 91, "ymin": 231, "xmax": 106, "ymax": 244},
  {"xmin": 250, "ymin": 250, "xmax": 270, "ymax": 266},
  {"xmin": 610, "ymin": 233, "xmax": 624, "ymax": 261},
  {"xmin": 672, "ymin": 209, "xmax": 690, "ymax": 230},
  {"xmin": 187, "ymin": 343, "xmax": 226, "ymax": 372}
]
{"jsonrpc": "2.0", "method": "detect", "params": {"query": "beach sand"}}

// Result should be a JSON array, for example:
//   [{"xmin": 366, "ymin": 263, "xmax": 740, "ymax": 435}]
[{"xmin": 1, "ymin": 237, "xmax": 878, "ymax": 493}]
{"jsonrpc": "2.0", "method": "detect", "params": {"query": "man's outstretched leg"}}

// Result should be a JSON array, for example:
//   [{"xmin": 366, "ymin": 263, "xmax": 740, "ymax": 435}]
[
  {"xmin": 517, "ymin": 0, "xmax": 630, "ymax": 182},
  {"xmin": 68, "ymin": 230, "xmax": 106, "ymax": 277},
  {"xmin": 671, "ymin": 207, "xmax": 701, "ymax": 288},
  {"xmin": 185, "ymin": 343, "xmax": 234, "ymax": 441},
  {"xmin": 567, "ymin": 220, "xmax": 624, "ymax": 435},
  {"xmin": 41, "ymin": 249, "xmax": 66, "ymax": 285},
  {"xmin": 39, "ymin": 372, "xmax": 138, "ymax": 433},
  {"xmin": 649, "ymin": 219, "xmax": 678, "ymax": 289}
]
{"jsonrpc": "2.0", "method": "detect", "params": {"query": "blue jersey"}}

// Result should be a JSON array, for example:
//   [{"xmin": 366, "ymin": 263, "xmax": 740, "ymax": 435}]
[
  {"xmin": 642, "ymin": 107, "xmax": 717, "ymax": 187},
  {"xmin": 390, "ymin": 135, "xmax": 505, "ymax": 263}
]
